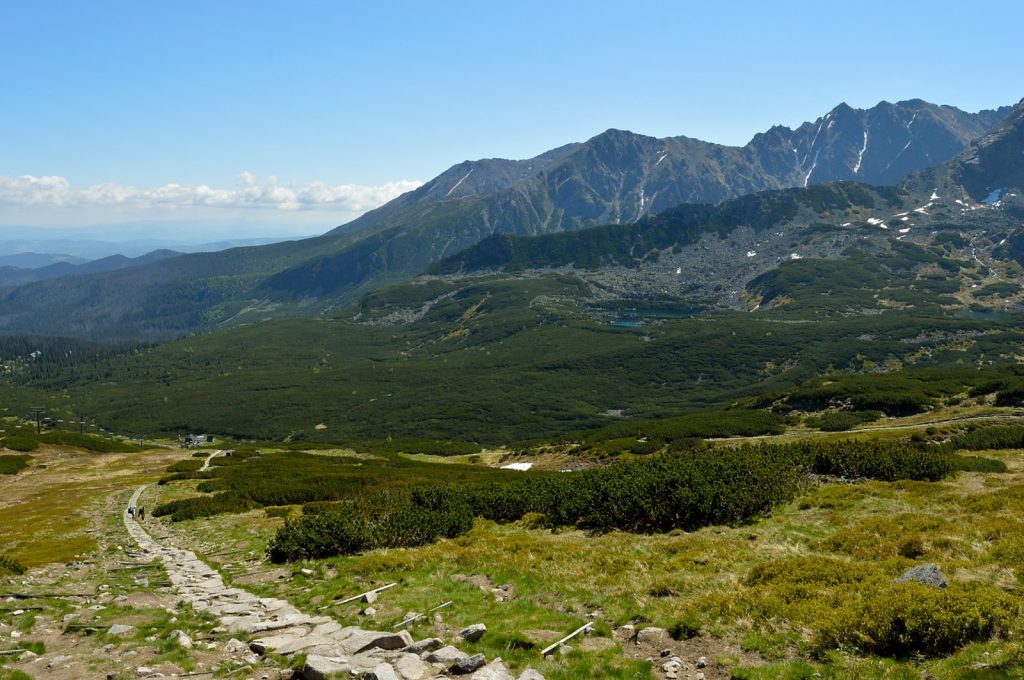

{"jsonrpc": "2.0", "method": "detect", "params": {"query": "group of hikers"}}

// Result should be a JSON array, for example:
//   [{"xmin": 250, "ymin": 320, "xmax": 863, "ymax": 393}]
[{"xmin": 127, "ymin": 505, "xmax": 145, "ymax": 520}]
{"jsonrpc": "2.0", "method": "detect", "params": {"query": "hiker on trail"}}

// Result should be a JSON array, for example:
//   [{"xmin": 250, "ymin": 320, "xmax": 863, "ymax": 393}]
[
  {"xmin": 128, "ymin": 506, "xmax": 135, "ymax": 519},
  {"xmin": 138, "ymin": 507, "xmax": 145, "ymax": 521}
]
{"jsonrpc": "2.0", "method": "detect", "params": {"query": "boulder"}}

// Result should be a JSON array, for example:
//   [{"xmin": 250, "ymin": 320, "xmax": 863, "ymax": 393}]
[
  {"xmin": 302, "ymin": 654, "xmax": 350, "ymax": 680},
  {"xmin": 341, "ymin": 629, "xmax": 415, "ymax": 655},
  {"xmin": 224, "ymin": 638, "xmax": 249, "ymax": 654},
  {"xmin": 426, "ymin": 645, "xmax": 469, "ymax": 665},
  {"xmin": 394, "ymin": 653, "xmax": 431, "ymax": 680},
  {"xmin": 471, "ymin": 659, "xmax": 515, "ymax": 680},
  {"xmin": 457, "ymin": 623, "xmax": 487, "ymax": 643},
  {"xmin": 363, "ymin": 663, "xmax": 399, "ymax": 680},
  {"xmin": 108, "ymin": 624, "xmax": 135, "ymax": 636},
  {"xmin": 635, "ymin": 626, "xmax": 668, "ymax": 645},
  {"xmin": 894, "ymin": 563, "xmax": 947, "ymax": 588},
  {"xmin": 450, "ymin": 653, "xmax": 486, "ymax": 675},
  {"xmin": 518, "ymin": 670, "xmax": 546, "ymax": 680},
  {"xmin": 405, "ymin": 637, "xmax": 443, "ymax": 654},
  {"xmin": 169, "ymin": 629, "xmax": 193, "ymax": 649}
]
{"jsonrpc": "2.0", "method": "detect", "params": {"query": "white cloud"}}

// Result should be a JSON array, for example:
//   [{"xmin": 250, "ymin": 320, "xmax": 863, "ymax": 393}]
[{"xmin": 0, "ymin": 172, "xmax": 422, "ymax": 213}]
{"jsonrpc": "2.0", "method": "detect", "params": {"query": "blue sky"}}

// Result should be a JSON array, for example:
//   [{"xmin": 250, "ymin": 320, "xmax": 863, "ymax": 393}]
[{"xmin": 1, "ymin": 0, "xmax": 1022, "ymax": 238}]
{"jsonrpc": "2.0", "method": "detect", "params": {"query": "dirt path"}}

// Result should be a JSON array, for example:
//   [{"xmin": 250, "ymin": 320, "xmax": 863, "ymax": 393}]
[{"xmin": 198, "ymin": 450, "xmax": 223, "ymax": 472}]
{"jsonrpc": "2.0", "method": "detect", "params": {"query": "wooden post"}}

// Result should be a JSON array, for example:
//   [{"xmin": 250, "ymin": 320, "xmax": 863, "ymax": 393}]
[
  {"xmin": 334, "ymin": 582, "xmax": 398, "ymax": 605},
  {"xmin": 541, "ymin": 622, "xmax": 593, "ymax": 656}
]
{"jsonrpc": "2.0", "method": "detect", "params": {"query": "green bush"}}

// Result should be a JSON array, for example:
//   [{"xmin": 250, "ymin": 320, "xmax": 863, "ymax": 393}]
[
  {"xmin": 813, "ymin": 582, "xmax": 1017, "ymax": 657},
  {"xmin": 267, "ymin": 490, "xmax": 473, "ymax": 562},
  {"xmin": 2, "ymin": 433, "xmax": 39, "ymax": 452},
  {"xmin": 950, "ymin": 426, "xmax": 1024, "ymax": 451},
  {"xmin": 38, "ymin": 431, "xmax": 140, "ymax": 453},
  {"xmin": 0, "ymin": 454, "xmax": 31, "ymax": 475},
  {"xmin": 152, "ymin": 493, "xmax": 258, "ymax": 521},
  {"xmin": 165, "ymin": 459, "xmax": 204, "ymax": 473},
  {"xmin": 0, "ymin": 554, "xmax": 26, "ymax": 576},
  {"xmin": 950, "ymin": 455, "xmax": 1009, "ymax": 473}
]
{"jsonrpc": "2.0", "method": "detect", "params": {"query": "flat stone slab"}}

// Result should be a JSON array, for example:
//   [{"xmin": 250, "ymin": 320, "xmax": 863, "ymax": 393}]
[{"xmin": 340, "ymin": 629, "xmax": 414, "ymax": 655}]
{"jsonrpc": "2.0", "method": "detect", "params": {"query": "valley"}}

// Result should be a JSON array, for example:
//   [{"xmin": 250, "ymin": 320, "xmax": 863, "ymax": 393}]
[{"xmin": 3, "ymin": 89, "xmax": 1024, "ymax": 680}]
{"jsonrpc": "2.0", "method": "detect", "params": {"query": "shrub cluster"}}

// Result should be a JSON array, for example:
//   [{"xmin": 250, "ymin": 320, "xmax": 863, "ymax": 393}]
[
  {"xmin": 268, "ymin": 439, "xmax": 957, "ymax": 561},
  {"xmin": 813, "ymin": 582, "xmax": 1016, "ymax": 657},
  {"xmin": 152, "ymin": 492, "xmax": 258, "ymax": 521},
  {"xmin": 0, "ymin": 554, "xmax": 26, "ymax": 576},
  {"xmin": 950, "ymin": 426, "xmax": 1024, "ymax": 451},
  {"xmin": 1, "ymin": 433, "xmax": 39, "ymax": 452},
  {"xmin": 800, "ymin": 440, "xmax": 953, "ymax": 481},
  {"xmin": 950, "ymin": 454, "xmax": 1009, "ymax": 473},
  {"xmin": 267, "ymin": 490, "xmax": 472, "ymax": 562},
  {"xmin": 0, "ymin": 454, "xmax": 31, "ymax": 475}
]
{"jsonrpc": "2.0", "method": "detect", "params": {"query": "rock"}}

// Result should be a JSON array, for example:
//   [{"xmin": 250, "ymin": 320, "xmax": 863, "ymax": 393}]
[
  {"xmin": 363, "ymin": 662, "xmax": 399, "ymax": 680},
  {"xmin": 518, "ymin": 669, "xmax": 546, "ymax": 680},
  {"xmin": 362, "ymin": 607, "xmax": 377, "ymax": 616},
  {"xmin": 635, "ymin": 627, "xmax": 668, "ymax": 645},
  {"xmin": 696, "ymin": 673, "xmax": 705, "ymax": 680},
  {"xmin": 450, "ymin": 653, "xmax": 486, "ymax": 674},
  {"xmin": 108, "ymin": 623, "xmax": 136, "ymax": 636},
  {"xmin": 894, "ymin": 564, "xmax": 947, "ymax": 588},
  {"xmin": 170, "ymin": 629, "xmax": 193, "ymax": 649},
  {"xmin": 471, "ymin": 659, "xmax": 515, "ymax": 680},
  {"xmin": 696, "ymin": 656, "xmax": 707, "ymax": 668},
  {"xmin": 405, "ymin": 637, "xmax": 443, "ymax": 654},
  {"xmin": 426, "ymin": 645, "xmax": 469, "ymax": 665},
  {"xmin": 46, "ymin": 654, "xmax": 73, "ymax": 668},
  {"xmin": 340, "ymin": 629, "xmax": 414, "ymax": 655},
  {"xmin": 615, "ymin": 624, "xmax": 635, "ymax": 639},
  {"xmin": 224, "ymin": 638, "xmax": 249, "ymax": 654},
  {"xmin": 394, "ymin": 653, "xmax": 431, "ymax": 680},
  {"xmin": 300, "ymin": 568, "xmax": 315, "ymax": 576},
  {"xmin": 363, "ymin": 590, "xmax": 379, "ymax": 604},
  {"xmin": 302, "ymin": 654, "xmax": 350, "ymax": 680},
  {"xmin": 312, "ymin": 620, "xmax": 343, "ymax": 637},
  {"xmin": 136, "ymin": 667, "xmax": 155, "ymax": 677},
  {"xmin": 19, "ymin": 650, "xmax": 38, "ymax": 661},
  {"xmin": 661, "ymin": 659, "xmax": 682, "ymax": 673},
  {"xmin": 457, "ymin": 623, "xmax": 487, "ymax": 643}
]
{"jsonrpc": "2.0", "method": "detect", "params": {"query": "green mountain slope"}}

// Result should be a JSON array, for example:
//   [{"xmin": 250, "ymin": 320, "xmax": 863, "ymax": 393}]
[{"xmin": 0, "ymin": 99, "xmax": 1011, "ymax": 342}]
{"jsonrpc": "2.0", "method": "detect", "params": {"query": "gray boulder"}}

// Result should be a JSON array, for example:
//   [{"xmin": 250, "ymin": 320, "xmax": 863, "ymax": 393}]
[
  {"xmin": 426, "ymin": 645, "xmax": 469, "ymax": 665},
  {"xmin": 894, "ymin": 563, "xmax": 947, "ymax": 588},
  {"xmin": 405, "ymin": 637, "xmax": 443, "ymax": 654},
  {"xmin": 518, "ymin": 671, "xmax": 545, "ymax": 680},
  {"xmin": 471, "ymin": 659, "xmax": 515, "ymax": 680},
  {"xmin": 108, "ymin": 624, "xmax": 135, "ymax": 636},
  {"xmin": 451, "ymin": 653, "xmax": 486, "ymax": 675},
  {"xmin": 302, "ymin": 654, "xmax": 350, "ymax": 680},
  {"xmin": 363, "ymin": 663, "xmax": 400, "ymax": 680},
  {"xmin": 457, "ymin": 623, "xmax": 487, "ymax": 643}
]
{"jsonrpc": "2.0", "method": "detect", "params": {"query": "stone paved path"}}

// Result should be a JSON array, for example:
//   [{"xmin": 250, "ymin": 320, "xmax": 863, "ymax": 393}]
[{"xmin": 123, "ymin": 486, "xmax": 451, "ymax": 679}]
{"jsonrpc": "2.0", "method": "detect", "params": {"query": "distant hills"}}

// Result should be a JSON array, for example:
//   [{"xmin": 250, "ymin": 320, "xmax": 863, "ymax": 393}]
[
  {"xmin": 0, "ymin": 98, "xmax": 1017, "ymax": 342},
  {"xmin": 0, "ymin": 249, "xmax": 182, "ymax": 287}
]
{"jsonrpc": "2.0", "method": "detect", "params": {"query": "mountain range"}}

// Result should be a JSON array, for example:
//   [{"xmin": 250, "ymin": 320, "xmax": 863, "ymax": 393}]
[{"xmin": 0, "ymin": 98, "xmax": 1017, "ymax": 342}]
